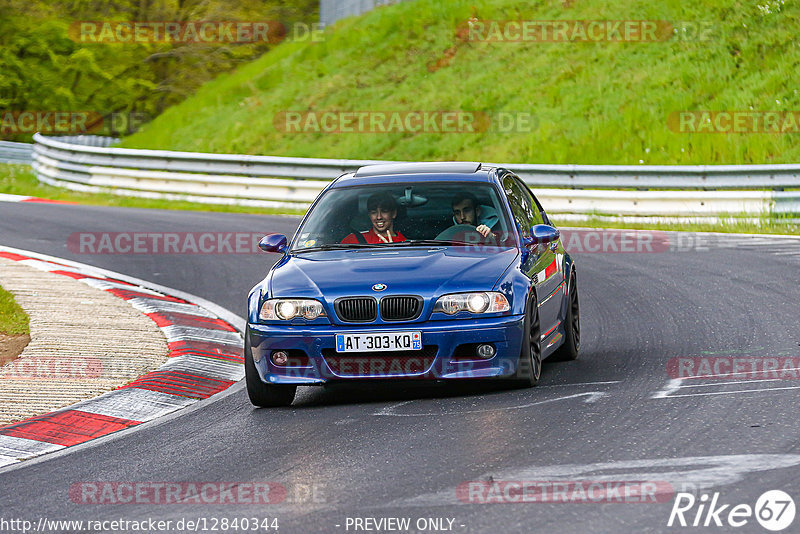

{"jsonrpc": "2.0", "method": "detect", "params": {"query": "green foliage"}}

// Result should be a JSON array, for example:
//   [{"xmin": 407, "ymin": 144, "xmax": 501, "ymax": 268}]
[
  {"xmin": 0, "ymin": 284, "xmax": 29, "ymax": 336},
  {"xmin": 122, "ymin": 0, "xmax": 800, "ymax": 165},
  {"xmin": 0, "ymin": 0, "xmax": 318, "ymax": 140}
]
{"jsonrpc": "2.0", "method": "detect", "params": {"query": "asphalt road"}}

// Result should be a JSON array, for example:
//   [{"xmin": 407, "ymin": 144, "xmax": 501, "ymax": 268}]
[{"xmin": 1, "ymin": 201, "xmax": 800, "ymax": 534}]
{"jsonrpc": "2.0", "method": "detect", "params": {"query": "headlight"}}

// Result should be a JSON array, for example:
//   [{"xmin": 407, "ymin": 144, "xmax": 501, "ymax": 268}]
[
  {"xmin": 260, "ymin": 299, "xmax": 326, "ymax": 320},
  {"xmin": 433, "ymin": 292, "xmax": 510, "ymax": 315}
]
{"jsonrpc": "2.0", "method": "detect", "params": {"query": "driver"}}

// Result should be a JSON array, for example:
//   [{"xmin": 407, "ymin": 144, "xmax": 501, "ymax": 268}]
[
  {"xmin": 342, "ymin": 193, "xmax": 407, "ymax": 244},
  {"xmin": 451, "ymin": 192, "xmax": 499, "ymax": 238}
]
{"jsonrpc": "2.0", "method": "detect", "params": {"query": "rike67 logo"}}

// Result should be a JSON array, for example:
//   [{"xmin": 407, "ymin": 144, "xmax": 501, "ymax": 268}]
[{"xmin": 668, "ymin": 490, "xmax": 795, "ymax": 531}]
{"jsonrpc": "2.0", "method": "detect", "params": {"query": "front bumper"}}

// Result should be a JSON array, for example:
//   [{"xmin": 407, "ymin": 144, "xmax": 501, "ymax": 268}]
[{"xmin": 247, "ymin": 315, "xmax": 525, "ymax": 385}]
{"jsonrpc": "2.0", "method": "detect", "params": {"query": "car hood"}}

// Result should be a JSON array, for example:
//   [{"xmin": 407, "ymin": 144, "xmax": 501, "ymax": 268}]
[{"xmin": 269, "ymin": 247, "xmax": 518, "ymax": 301}]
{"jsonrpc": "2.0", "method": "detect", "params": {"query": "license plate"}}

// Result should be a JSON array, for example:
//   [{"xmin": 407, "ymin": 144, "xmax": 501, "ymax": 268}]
[{"xmin": 335, "ymin": 332, "xmax": 422, "ymax": 353}]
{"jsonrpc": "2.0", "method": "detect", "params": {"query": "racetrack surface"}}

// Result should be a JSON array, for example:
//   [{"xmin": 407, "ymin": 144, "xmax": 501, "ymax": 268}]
[{"xmin": 1, "ymin": 201, "xmax": 800, "ymax": 533}]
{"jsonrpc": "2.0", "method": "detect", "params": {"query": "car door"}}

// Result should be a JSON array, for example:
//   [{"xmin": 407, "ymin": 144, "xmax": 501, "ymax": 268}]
[
  {"xmin": 519, "ymin": 179, "xmax": 567, "ymax": 337},
  {"xmin": 502, "ymin": 174, "xmax": 562, "ymax": 339}
]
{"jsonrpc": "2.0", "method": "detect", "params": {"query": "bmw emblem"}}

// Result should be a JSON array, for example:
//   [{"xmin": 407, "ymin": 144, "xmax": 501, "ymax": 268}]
[{"xmin": 372, "ymin": 283, "xmax": 387, "ymax": 292}]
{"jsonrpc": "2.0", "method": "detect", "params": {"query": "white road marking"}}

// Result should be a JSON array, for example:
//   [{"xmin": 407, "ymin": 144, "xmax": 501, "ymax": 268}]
[
  {"xmin": 17, "ymin": 259, "xmax": 70, "ymax": 272},
  {"xmin": 539, "ymin": 380, "xmax": 621, "ymax": 388},
  {"xmin": 0, "ymin": 245, "xmax": 245, "ymax": 471},
  {"xmin": 159, "ymin": 355, "xmax": 244, "ymax": 381},
  {"xmin": 128, "ymin": 297, "xmax": 216, "ymax": 318},
  {"xmin": 160, "ymin": 325, "xmax": 242, "ymax": 345},
  {"xmin": 0, "ymin": 455, "xmax": 20, "ymax": 467},
  {"xmin": 0, "ymin": 193, "xmax": 33, "ymax": 202},
  {"xmin": 0, "ymin": 435, "xmax": 65, "ymax": 457},
  {"xmin": 659, "ymin": 384, "xmax": 800, "ymax": 398},
  {"xmin": 374, "ymin": 400, "xmax": 415, "ymax": 416},
  {"xmin": 652, "ymin": 367, "xmax": 800, "ymax": 398},
  {"xmin": 651, "ymin": 378, "xmax": 683, "ymax": 399},
  {"xmin": 74, "ymin": 388, "xmax": 197, "ymax": 422},
  {"xmin": 678, "ymin": 378, "xmax": 786, "ymax": 388},
  {"xmin": 81, "ymin": 278, "xmax": 164, "ymax": 295},
  {"xmin": 373, "ymin": 392, "xmax": 609, "ymax": 417},
  {"xmin": 390, "ymin": 454, "xmax": 800, "ymax": 508}
]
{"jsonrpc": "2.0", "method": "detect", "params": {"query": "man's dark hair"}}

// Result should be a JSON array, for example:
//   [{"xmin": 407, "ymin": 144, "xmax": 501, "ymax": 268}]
[
  {"xmin": 367, "ymin": 192, "xmax": 398, "ymax": 212},
  {"xmin": 452, "ymin": 192, "xmax": 479, "ymax": 210}
]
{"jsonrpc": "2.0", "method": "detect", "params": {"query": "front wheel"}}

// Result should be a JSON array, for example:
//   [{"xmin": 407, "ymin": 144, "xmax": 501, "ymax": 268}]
[
  {"xmin": 551, "ymin": 269, "xmax": 580, "ymax": 361},
  {"xmin": 244, "ymin": 328, "xmax": 296, "ymax": 407},
  {"xmin": 513, "ymin": 295, "xmax": 542, "ymax": 387}
]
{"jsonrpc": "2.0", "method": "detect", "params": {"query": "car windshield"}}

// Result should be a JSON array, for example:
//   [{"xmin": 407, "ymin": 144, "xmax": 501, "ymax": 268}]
[{"xmin": 290, "ymin": 182, "xmax": 516, "ymax": 252}]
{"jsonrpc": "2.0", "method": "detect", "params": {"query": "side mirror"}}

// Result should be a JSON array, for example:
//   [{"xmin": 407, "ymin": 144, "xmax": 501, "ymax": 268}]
[
  {"xmin": 531, "ymin": 224, "xmax": 560, "ymax": 245},
  {"xmin": 259, "ymin": 234, "xmax": 288, "ymax": 253}
]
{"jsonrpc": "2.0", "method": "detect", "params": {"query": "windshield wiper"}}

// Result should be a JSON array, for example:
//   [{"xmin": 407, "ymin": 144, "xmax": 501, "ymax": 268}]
[
  {"xmin": 291, "ymin": 243, "xmax": 380, "ymax": 253},
  {"xmin": 293, "ymin": 239, "xmax": 485, "ymax": 252},
  {"xmin": 391, "ymin": 239, "xmax": 473, "ymax": 246}
]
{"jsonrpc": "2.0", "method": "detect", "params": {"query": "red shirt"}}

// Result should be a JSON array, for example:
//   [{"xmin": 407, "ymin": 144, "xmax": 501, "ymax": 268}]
[{"xmin": 341, "ymin": 228, "xmax": 406, "ymax": 244}]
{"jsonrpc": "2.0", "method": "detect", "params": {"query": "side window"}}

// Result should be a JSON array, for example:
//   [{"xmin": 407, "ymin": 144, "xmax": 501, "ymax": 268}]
[
  {"xmin": 502, "ymin": 175, "xmax": 533, "ymax": 236},
  {"xmin": 514, "ymin": 177, "xmax": 545, "ymax": 226}
]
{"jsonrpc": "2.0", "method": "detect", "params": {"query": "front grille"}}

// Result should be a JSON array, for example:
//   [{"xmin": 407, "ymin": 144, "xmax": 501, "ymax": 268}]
[
  {"xmin": 380, "ymin": 296, "xmax": 423, "ymax": 321},
  {"xmin": 335, "ymin": 297, "xmax": 377, "ymax": 322},
  {"xmin": 322, "ymin": 345, "xmax": 437, "ymax": 377}
]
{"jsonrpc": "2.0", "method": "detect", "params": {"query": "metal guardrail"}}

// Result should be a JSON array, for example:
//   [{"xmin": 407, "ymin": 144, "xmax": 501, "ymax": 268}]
[
  {"xmin": 29, "ymin": 133, "xmax": 800, "ymax": 218},
  {"xmin": 0, "ymin": 141, "xmax": 34, "ymax": 165},
  {"xmin": 320, "ymin": 0, "xmax": 408, "ymax": 27}
]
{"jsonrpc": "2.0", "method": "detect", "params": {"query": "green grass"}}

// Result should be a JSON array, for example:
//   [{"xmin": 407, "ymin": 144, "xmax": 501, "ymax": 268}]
[
  {"xmin": 0, "ymin": 164, "xmax": 303, "ymax": 216},
  {"xmin": 0, "ymin": 285, "xmax": 29, "ymax": 336},
  {"xmin": 555, "ymin": 214, "xmax": 800, "ymax": 235},
  {"xmin": 121, "ymin": 0, "xmax": 800, "ymax": 165},
  {"xmin": 8, "ymin": 0, "xmax": 800, "ymax": 234},
  {"xmin": 6, "ymin": 0, "xmax": 800, "ymax": 234}
]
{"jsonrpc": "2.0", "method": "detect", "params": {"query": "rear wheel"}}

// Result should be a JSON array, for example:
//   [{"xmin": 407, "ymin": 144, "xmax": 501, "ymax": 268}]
[
  {"xmin": 551, "ymin": 269, "xmax": 580, "ymax": 361},
  {"xmin": 244, "ymin": 328, "xmax": 296, "ymax": 407},
  {"xmin": 514, "ymin": 295, "xmax": 542, "ymax": 387}
]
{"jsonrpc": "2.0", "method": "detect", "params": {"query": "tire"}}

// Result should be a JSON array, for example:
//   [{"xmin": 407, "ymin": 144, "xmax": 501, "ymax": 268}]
[
  {"xmin": 244, "ymin": 328, "xmax": 297, "ymax": 407},
  {"xmin": 551, "ymin": 269, "xmax": 580, "ymax": 362},
  {"xmin": 513, "ymin": 294, "xmax": 542, "ymax": 387}
]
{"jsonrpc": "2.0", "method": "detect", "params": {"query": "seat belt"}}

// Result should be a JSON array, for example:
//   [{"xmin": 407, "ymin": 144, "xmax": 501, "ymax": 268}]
[{"xmin": 353, "ymin": 230, "xmax": 368, "ymax": 244}]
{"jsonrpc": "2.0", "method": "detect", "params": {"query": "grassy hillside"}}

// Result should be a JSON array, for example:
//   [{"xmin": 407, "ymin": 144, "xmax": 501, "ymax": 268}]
[
  {"xmin": 1, "ymin": 0, "xmax": 317, "ymax": 141},
  {"xmin": 122, "ymin": 0, "xmax": 800, "ymax": 165}
]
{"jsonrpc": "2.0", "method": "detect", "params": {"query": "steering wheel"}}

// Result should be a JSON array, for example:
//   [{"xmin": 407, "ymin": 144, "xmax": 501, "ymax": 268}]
[{"xmin": 435, "ymin": 224, "xmax": 497, "ymax": 245}]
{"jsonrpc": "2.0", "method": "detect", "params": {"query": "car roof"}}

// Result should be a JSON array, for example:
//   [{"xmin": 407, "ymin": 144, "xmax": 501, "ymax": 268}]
[{"xmin": 332, "ymin": 162, "xmax": 500, "ymax": 187}]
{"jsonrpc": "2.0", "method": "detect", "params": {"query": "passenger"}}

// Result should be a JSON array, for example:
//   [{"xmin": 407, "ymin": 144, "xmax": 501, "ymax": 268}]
[
  {"xmin": 451, "ymin": 192, "xmax": 499, "ymax": 238},
  {"xmin": 342, "ymin": 193, "xmax": 407, "ymax": 244}
]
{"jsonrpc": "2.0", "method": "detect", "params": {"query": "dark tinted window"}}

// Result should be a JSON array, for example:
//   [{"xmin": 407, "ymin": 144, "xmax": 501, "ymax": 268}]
[
  {"xmin": 514, "ymin": 177, "xmax": 545, "ymax": 226},
  {"xmin": 502, "ymin": 174, "xmax": 538, "ymax": 236}
]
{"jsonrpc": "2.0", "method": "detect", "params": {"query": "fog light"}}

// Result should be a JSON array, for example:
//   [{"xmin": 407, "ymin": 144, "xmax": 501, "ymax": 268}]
[
  {"xmin": 476, "ymin": 344, "xmax": 496, "ymax": 359},
  {"xmin": 271, "ymin": 350, "xmax": 289, "ymax": 365}
]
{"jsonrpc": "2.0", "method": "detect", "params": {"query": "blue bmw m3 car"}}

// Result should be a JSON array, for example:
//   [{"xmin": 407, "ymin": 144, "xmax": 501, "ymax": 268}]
[{"xmin": 245, "ymin": 162, "xmax": 580, "ymax": 406}]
